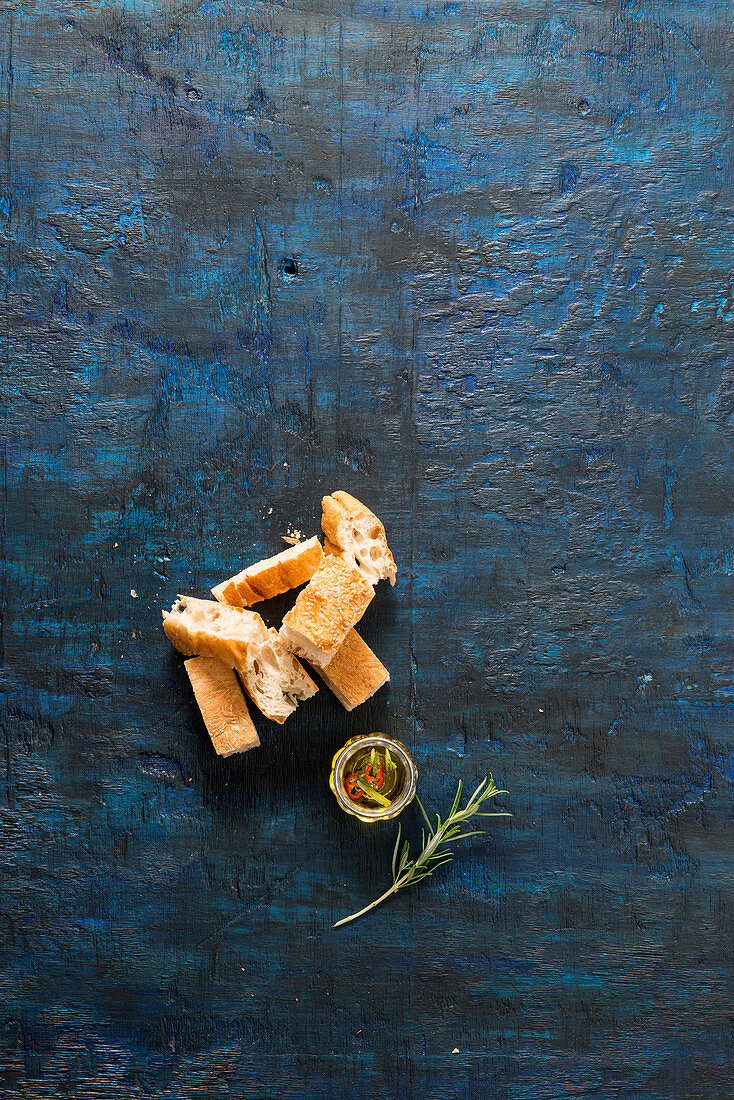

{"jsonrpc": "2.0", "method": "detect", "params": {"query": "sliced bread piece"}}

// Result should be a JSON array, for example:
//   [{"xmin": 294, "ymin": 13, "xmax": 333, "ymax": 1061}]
[
  {"xmin": 240, "ymin": 628, "xmax": 318, "ymax": 724},
  {"xmin": 321, "ymin": 490, "xmax": 396, "ymax": 586},
  {"xmin": 185, "ymin": 656, "xmax": 260, "ymax": 756},
  {"xmin": 308, "ymin": 628, "xmax": 389, "ymax": 711},
  {"xmin": 212, "ymin": 536, "xmax": 324, "ymax": 607},
  {"xmin": 279, "ymin": 556, "xmax": 374, "ymax": 667},
  {"xmin": 162, "ymin": 595, "xmax": 266, "ymax": 667}
]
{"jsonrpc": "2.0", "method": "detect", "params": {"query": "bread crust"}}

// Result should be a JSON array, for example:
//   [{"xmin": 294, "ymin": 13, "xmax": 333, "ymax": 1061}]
[
  {"xmin": 280, "ymin": 556, "xmax": 374, "ymax": 664},
  {"xmin": 162, "ymin": 595, "xmax": 265, "ymax": 668},
  {"xmin": 212, "ymin": 536, "xmax": 324, "ymax": 607},
  {"xmin": 308, "ymin": 628, "xmax": 389, "ymax": 711},
  {"xmin": 332, "ymin": 490, "xmax": 379, "ymax": 519},
  {"xmin": 184, "ymin": 656, "xmax": 260, "ymax": 756},
  {"xmin": 321, "ymin": 491, "xmax": 397, "ymax": 585},
  {"xmin": 322, "ymin": 535, "xmax": 350, "ymax": 562}
]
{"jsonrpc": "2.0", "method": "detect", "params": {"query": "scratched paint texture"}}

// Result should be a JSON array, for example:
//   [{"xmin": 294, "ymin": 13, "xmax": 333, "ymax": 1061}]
[{"xmin": 2, "ymin": 0, "xmax": 733, "ymax": 1096}]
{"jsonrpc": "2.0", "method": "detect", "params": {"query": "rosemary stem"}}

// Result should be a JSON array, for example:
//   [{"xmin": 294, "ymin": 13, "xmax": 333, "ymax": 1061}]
[{"xmin": 332, "ymin": 880, "xmax": 402, "ymax": 927}]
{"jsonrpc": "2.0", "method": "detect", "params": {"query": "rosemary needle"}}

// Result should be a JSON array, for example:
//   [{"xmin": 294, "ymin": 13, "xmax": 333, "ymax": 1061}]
[{"xmin": 334, "ymin": 776, "xmax": 511, "ymax": 928}]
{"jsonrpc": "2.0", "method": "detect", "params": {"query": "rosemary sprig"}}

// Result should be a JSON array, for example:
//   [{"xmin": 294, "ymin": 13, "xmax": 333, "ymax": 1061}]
[{"xmin": 333, "ymin": 776, "xmax": 511, "ymax": 927}]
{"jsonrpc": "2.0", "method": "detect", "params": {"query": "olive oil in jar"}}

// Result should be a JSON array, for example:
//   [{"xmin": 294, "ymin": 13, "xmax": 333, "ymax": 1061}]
[{"xmin": 342, "ymin": 745, "xmax": 406, "ymax": 808}]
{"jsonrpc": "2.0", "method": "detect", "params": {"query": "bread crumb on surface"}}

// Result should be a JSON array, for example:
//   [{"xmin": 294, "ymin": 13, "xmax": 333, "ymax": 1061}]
[
  {"xmin": 130, "ymin": 589, "xmax": 138, "ymax": 598},
  {"xmin": 282, "ymin": 527, "xmax": 302, "ymax": 545}
]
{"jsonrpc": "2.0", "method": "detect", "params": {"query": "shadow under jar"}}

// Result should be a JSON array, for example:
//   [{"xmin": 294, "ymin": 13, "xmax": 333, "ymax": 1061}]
[{"xmin": 330, "ymin": 734, "xmax": 418, "ymax": 823}]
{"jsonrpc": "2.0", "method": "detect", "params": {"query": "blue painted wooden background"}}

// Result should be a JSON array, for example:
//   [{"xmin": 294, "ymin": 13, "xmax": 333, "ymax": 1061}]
[{"xmin": 2, "ymin": 1, "xmax": 733, "ymax": 1096}]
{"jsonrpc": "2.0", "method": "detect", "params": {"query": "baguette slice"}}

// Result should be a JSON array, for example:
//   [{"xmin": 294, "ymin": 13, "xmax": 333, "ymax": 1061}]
[
  {"xmin": 321, "ymin": 491, "xmax": 396, "ymax": 586},
  {"xmin": 212, "ymin": 536, "xmax": 324, "ymax": 607},
  {"xmin": 308, "ymin": 628, "xmax": 389, "ymax": 711},
  {"xmin": 185, "ymin": 656, "xmax": 260, "ymax": 756},
  {"xmin": 163, "ymin": 595, "xmax": 265, "ymax": 667},
  {"xmin": 239, "ymin": 627, "xmax": 318, "ymax": 724},
  {"xmin": 279, "ymin": 556, "xmax": 374, "ymax": 667}
]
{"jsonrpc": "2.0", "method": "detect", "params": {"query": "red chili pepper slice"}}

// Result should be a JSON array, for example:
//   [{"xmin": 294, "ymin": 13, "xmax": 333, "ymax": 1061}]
[
  {"xmin": 344, "ymin": 774, "xmax": 363, "ymax": 801},
  {"xmin": 364, "ymin": 762, "xmax": 385, "ymax": 789}
]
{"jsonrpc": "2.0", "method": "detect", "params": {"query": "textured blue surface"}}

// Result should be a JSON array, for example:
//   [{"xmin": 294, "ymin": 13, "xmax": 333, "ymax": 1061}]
[{"xmin": 2, "ymin": 2, "xmax": 734, "ymax": 1097}]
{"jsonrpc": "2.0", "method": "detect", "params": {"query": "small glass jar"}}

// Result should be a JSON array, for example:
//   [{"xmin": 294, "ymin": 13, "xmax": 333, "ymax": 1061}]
[{"xmin": 329, "ymin": 733, "xmax": 418, "ymax": 823}]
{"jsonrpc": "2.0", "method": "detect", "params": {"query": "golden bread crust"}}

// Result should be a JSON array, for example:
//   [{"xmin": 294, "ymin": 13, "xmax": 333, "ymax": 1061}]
[
  {"xmin": 212, "ymin": 536, "xmax": 324, "ymax": 607},
  {"xmin": 332, "ymin": 490, "xmax": 379, "ymax": 519},
  {"xmin": 322, "ymin": 535, "xmax": 350, "ymax": 562},
  {"xmin": 320, "ymin": 495, "xmax": 347, "ymax": 546},
  {"xmin": 309, "ymin": 628, "xmax": 389, "ymax": 711},
  {"xmin": 184, "ymin": 656, "xmax": 260, "ymax": 755}
]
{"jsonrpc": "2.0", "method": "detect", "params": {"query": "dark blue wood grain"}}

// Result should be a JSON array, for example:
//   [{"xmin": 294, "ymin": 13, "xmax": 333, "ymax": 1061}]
[{"xmin": 2, "ymin": 2, "xmax": 733, "ymax": 1097}]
